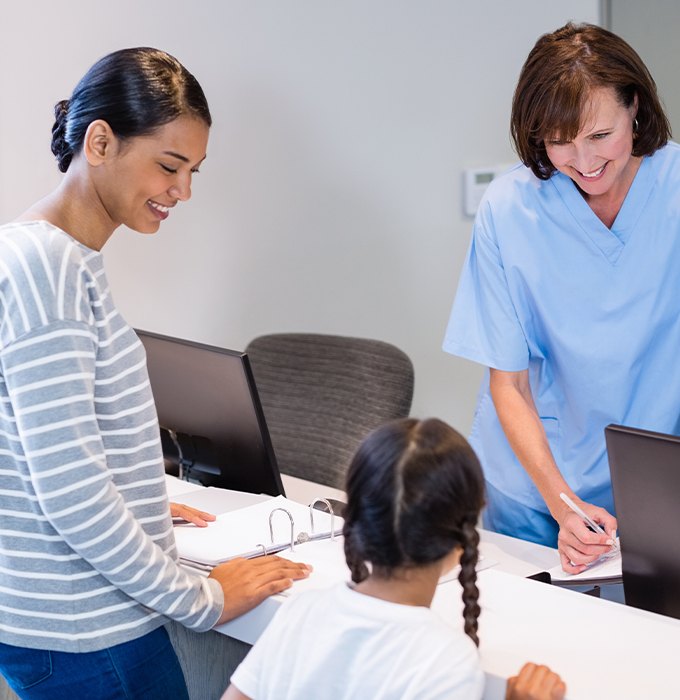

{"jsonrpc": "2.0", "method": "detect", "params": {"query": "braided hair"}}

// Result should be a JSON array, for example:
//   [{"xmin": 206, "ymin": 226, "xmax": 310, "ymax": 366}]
[
  {"xmin": 343, "ymin": 417, "xmax": 485, "ymax": 645},
  {"xmin": 50, "ymin": 47, "xmax": 211, "ymax": 173}
]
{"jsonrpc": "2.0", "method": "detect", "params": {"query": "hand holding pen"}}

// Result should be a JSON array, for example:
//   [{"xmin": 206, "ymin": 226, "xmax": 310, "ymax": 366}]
[
  {"xmin": 560, "ymin": 493, "xmax": 618, "ymax": 550},
  {"xmin": 556, "ymin": 492, "xmax": 618, "ymax": 573}
]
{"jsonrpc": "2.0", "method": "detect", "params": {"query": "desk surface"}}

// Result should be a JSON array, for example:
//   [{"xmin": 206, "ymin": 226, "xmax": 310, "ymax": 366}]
[{"xmin": 168, "ymin": 475, "xmax": 680, "ymax": 699}]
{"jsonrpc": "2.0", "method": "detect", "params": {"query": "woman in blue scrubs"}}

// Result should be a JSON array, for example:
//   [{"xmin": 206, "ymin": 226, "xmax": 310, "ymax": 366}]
[{"xmin": 444, "ymin": 23, "xmax": 678, "ymax": 572}]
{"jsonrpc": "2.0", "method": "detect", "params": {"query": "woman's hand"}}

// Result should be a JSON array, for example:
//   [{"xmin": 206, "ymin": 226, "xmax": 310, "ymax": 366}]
[
  {"xmin": 556, "ymin": 498, "xmax": 617, "ymax": 573},
  {"xmin": 209, "ymin": 556, "xmax": 312, "ymax": 625},
  {"xmin": 170, "ymin": 502, "xmax": 216, "ymax": 527},
  {"xmin": 506, "ymin": 663, "xmax": 566, "ymax": 700}
]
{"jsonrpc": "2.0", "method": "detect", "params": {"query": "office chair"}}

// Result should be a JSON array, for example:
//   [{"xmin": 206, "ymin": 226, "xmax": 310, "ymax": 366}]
[{"xmin": 245, "ymin": 333, "xmax": 414, "ymax": 490}]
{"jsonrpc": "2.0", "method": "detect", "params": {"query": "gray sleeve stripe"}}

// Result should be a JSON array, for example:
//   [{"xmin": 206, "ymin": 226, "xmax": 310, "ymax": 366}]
[
  {"xmin": 25, "ymin": 435, "xmax": 102, "ymax": 459},
  {"xmin": 0, "ymin": 241, "xmax": 48, "ymax": 326},
  {"xmin": 4, "ymin": 351, "xmax": 94, "ymax": 376},
  {"xmin": 4, "ymin": 326, "xmax": 97, "ymax": 354},
  {"xmin": 16, "ymin": 393, "xmax": 92, "ymax": 416},
  {"xmin": 0, "ymin": 547, "xmax": 80, "ymax": 562},
  {"xmin": 0, "ymin": 258, "xmax": 30, "ymax": 333},
  {"xmin": 0, "ymin": 565, "xmax": 99, "ymax": 581},
  {"xmin": 11, "ymin": 373, "xmax": 96, "ymax": 397},
  {"xmin": 0, "ymin": 613, "xmax": 164, "ymax": 641},
  {"xmin": 0, "ymin": 584, "xmax": 119, "ymax": 602}
]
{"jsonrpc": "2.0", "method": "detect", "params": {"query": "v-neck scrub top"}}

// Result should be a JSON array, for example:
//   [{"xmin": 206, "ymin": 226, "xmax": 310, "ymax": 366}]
[{"xmin": 444, "ymin": 143, "xmax": 680, "ymax": 524}]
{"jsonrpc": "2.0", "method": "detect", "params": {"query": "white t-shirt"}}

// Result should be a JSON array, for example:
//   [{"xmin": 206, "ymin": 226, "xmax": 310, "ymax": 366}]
[{"xmin": 229, "ymin": 583, "xmax": 484, "ymax": 699}]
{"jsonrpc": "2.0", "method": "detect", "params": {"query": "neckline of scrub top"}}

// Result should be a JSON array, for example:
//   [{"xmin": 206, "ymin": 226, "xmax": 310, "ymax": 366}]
[{"xmin": 549, "ymin": 153, "xmax": 655, "ymax": 265}]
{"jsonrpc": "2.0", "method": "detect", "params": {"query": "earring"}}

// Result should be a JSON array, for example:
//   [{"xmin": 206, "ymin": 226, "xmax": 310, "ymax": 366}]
[{"xmin": 633, "ymin": 117, "xmax": 639, "ymax": 132}]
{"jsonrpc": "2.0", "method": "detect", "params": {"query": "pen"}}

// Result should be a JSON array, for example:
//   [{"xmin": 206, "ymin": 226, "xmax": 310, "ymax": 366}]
[{"xmin": 559, "ymin": 492, "xmax": 618, "ymax": 550}]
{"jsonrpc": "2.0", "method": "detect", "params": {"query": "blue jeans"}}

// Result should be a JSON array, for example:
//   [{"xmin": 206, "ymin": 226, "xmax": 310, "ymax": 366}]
[{"xmin": 0, "ymin": 626, "xmax": 189, "ymax": 700}]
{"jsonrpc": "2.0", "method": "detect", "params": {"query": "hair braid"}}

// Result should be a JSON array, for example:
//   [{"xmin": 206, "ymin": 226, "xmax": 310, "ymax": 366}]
[
  {"xmin": 343, "ymin": 530, "xmax": 369, "ymax": 584},
  {"xmin": 458, "ymin": 519, "xmax": 481, "ymax": 647}
]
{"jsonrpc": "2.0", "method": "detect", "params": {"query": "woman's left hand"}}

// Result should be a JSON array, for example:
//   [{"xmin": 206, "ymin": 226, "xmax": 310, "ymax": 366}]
[{"xmin": 170, "ymin": 502, "xmax": 216, "ymax": 527}]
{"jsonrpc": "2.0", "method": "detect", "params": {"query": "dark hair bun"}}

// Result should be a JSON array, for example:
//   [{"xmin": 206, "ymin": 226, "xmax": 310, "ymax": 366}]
[
  {"xmin": 51, "ymin": 100, "xmax": 72, "ymax": 173},
  {"xmin": 49, "ymin": 48, "xmax": 210, "ymax": 174}
]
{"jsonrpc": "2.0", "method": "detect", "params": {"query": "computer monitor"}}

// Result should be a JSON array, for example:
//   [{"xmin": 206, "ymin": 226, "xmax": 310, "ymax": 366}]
[
  {"xmin": 136, "ymin": 329, "xmax": 285, "ymax": 497},
  {"xmin": 605, "ymin": 423, "xmax": 680, "ymax": 619}
]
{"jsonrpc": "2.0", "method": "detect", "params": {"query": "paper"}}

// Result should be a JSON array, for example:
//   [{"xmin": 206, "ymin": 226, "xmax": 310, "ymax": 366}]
[
  {"xmin": 165, "ymin": 474, "xmax": 206, "ymax": 499},
  {"xmin": 278, "ymin": 538, "xmax": 497, "ymax": 595},
  {"xmin": 173, "ymin": 495, "xmax": 344, "ymax": 567},
  {"xmin": 277, "ymin": 538, "xmax": 351, "ymax": 595},
  {"xmin": 547, "ymin": 542, "xmax": 622, "ymax": 584},
  {"xmin": 171, "ymin": 486, "xmax": 270, "ymax": 515},
  {"xmin": 438, "ymin": 555, "xmax": 499, "ymax": 585}
]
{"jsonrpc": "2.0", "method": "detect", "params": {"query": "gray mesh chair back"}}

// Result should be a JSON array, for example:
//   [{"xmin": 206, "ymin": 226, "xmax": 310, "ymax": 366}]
[{"xmin": 245, "ymin": 333, "xmax": 414, "ymax": 489}]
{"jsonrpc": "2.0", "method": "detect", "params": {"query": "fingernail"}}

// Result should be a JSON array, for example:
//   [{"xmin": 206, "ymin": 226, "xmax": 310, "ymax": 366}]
[{"xmin": 606, "ymin": 539, "xmax": 614, "ymax": 545}]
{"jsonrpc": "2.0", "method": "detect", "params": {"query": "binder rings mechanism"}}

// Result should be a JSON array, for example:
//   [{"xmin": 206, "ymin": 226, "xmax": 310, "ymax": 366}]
[{"xmin": 261, "ymin": 498, "xmax": 338, "ymax": 554}]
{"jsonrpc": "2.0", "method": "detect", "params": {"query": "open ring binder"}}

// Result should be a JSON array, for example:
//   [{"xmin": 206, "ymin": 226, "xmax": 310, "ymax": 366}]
[{"xmin": 175, "ymin": 494, "xmax": 345, "ymax": 570}]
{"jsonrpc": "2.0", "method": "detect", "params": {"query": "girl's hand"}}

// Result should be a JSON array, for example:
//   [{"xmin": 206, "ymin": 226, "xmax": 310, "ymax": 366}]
[{"xmin": 506, "ymin": 663, "xmax": 566, "ymax": 700}]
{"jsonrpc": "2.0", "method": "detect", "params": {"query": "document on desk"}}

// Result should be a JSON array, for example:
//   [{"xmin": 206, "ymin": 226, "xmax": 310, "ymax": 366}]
[
  {"xmin": 546, "ymin": 545, "xmax": 622, "ymax": 585},
  {"xmin": 277, "ymin": 538, "xmax": 351, "ymax": 595},
  {"xmin": 173, "ymin": 495, "xmax": 344, "ymax": 568},
  {"xmin": 273, "ymin": 541, "xmax": 498, "ymax": 596},
  {"xmin": 438, "ymin": 556, "xmax": 498, "ymax": 585}
]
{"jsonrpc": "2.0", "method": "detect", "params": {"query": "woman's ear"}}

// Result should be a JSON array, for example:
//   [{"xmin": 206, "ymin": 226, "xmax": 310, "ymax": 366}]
[{"xmin": 82, "ymin": 120, "xmax": 116, "ymax": 166}]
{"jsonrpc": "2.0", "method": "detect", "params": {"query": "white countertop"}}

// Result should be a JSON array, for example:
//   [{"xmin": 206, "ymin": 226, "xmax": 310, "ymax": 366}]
[{"xmin": 167, "ymin": 474, "xmax": 680, "ymax": 699}]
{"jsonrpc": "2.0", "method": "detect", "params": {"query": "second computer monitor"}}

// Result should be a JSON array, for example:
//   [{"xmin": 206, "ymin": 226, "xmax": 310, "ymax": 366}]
[{"xmin": 606, "ymin": 423, "xmax": 680, "ymax": 619}]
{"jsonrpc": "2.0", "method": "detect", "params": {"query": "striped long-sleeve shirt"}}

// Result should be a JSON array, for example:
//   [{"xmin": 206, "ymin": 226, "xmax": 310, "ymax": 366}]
[{"xmin": 0, "ymin": 220, "xmax": 223, "ymax": 652}]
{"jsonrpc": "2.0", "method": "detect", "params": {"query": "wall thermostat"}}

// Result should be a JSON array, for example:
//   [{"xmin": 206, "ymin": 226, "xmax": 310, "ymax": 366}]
[{"xmin": 463, "ymin": 164, "xmax": 512, "ymax": 217}]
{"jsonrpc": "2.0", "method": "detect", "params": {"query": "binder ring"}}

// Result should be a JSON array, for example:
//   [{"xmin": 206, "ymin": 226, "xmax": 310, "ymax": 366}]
[
  {"xmin": 254, "ymin": 543, "xmax": 268, "ymax": 557},
  {"xmin": 309, "ymin": 498, "xmax": 336, "ymax": 541},
  {"xmin": 269, "ymin": 507, "xmax": 296, "ymax": 552}
]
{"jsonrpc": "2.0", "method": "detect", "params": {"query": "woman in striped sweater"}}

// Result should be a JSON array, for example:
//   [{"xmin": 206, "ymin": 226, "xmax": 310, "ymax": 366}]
[{"xmin": 0, "ymin": 48, "xmax": 309, "ymax": 699}]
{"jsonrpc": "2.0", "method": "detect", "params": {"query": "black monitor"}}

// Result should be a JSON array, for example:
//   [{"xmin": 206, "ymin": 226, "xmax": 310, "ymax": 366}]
[
  {"xmin": 136, "ymin": 329, "xmax": 284, "ymax": 497},
  {"xmin": 605, "ymin": 423, "xmax": 680, "ymax": 619}
]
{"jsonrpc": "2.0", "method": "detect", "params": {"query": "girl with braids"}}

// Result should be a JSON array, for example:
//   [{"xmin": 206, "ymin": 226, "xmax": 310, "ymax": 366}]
[
  {"xmin": 0, "ymin": 48, "xmax": 309, "ymax": 699},
  {"xmin": 222, "ymin": 418, "xmax": 565, "ymax": 700}
]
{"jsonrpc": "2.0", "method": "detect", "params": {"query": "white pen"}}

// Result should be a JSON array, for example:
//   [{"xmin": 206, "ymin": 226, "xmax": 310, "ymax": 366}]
[{"xmin": 559, "ymin": 492, "xmax": 618, "ymax": 550}]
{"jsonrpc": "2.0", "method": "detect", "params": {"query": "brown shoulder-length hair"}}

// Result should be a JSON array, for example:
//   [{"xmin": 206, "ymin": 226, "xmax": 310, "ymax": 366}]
[{"xmin": 511, "ymin": 22, "xmax": 671, "ymax": 180}]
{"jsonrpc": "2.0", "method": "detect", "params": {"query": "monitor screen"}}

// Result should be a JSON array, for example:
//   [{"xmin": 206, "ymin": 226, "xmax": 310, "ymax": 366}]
[
  {"xmin": 605, "ymin": 423, "xmax": 680, "ymax": 619},
  {"xmin": 136, "ymin": 329, "xmax": 284, "ymax": 497}
]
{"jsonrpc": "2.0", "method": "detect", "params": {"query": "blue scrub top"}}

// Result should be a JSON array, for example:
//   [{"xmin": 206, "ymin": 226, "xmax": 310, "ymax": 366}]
[{"xmin": 444, "ymin": 143, "xmax": 680, "ymax": 515}]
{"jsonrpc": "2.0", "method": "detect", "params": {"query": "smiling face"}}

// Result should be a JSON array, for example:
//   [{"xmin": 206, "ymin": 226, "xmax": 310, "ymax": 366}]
[
  {"xmin": 94, "ymin": 114, "xmax": 209, "ymax": 235},
  {"xmin": 543, "ymin": 86, "xmax": 639, "ymax": 204}
]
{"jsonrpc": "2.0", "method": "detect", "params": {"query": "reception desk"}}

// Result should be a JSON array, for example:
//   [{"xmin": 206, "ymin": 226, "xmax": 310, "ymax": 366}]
[
  {"xmin": 2, "ymin": 476, "xmax": 678, "ymax": 700},
  {"xmin": 172, "ymin": 475, "xmax": 680, "ymax": 700}
]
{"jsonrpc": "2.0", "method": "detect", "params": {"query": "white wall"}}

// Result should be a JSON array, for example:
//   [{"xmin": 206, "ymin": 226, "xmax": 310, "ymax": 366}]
[
  {"xmin": 609, "ymin": 2, "xmax": 680, "ymax": 136},
  {"xmin": 0, "ymin": 1, "xmax": 599, "ymax": 434}
]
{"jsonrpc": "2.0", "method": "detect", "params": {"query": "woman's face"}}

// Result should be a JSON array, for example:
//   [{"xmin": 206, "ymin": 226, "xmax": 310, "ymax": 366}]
[
  {"xmin": 544, "ymin": 86, "xmax": 638, "ymax": 201},
  {"xmin": 97, "ymin": 114, "xmax": 209, "ymax": 234}
]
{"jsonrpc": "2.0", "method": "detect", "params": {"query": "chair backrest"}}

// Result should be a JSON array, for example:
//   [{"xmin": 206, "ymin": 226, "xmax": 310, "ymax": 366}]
[{"xmin": 245, "ymin": 333, "xmax": 414, "ymax": 489}]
